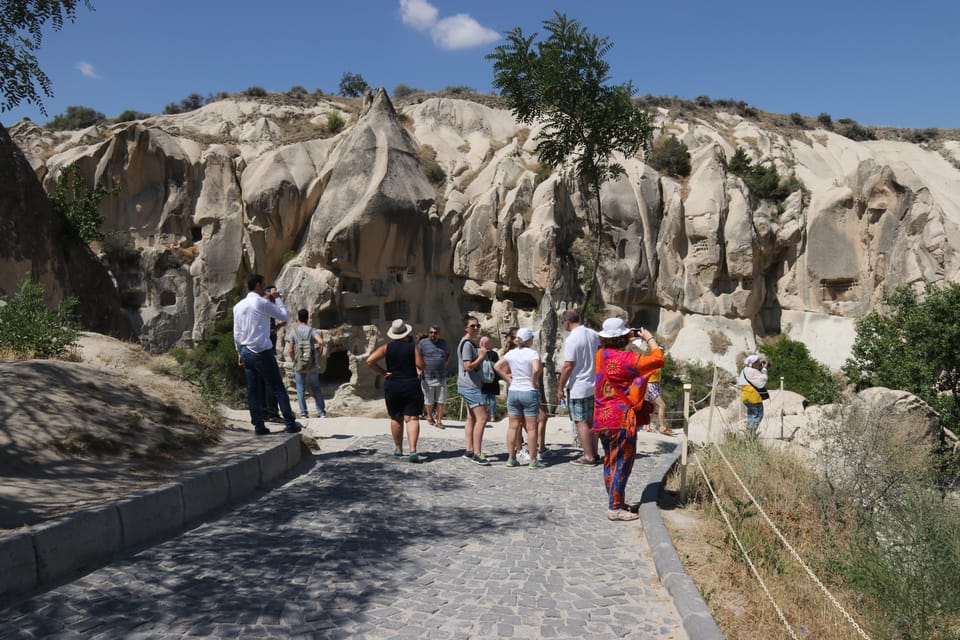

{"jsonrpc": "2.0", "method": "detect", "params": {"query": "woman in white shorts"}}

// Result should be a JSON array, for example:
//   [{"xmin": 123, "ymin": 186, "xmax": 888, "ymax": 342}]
[{"xmin": 494, "ymin": 328, "xmax": 544, "ymax": 469}]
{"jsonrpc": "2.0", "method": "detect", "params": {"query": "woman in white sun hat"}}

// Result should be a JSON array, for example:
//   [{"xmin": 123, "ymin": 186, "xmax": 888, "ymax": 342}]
[
  {"xmin": 593, "ymin": 317, "xmax": 664, "ymax": 521},
  {"xmin": 366, "ymin": 319, "xmax": 426, "ymax": 463}
]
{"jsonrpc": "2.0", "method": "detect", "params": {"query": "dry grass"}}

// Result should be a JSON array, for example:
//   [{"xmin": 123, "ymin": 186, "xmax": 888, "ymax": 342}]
[{"xmin": 662, "ymin": 437, "xmax": 880, "ymax": 639}]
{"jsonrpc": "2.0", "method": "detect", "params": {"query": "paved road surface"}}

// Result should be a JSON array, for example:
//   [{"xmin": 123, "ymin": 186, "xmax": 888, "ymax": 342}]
[{"xmin": 0, "ymin": 434, "xmax": 687, "ymax": 639}]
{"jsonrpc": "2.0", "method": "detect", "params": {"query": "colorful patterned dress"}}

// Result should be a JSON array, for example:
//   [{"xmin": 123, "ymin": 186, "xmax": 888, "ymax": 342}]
[{"xmin": 593, "ymin": 347, "xmax": 664, "ymax": 510}]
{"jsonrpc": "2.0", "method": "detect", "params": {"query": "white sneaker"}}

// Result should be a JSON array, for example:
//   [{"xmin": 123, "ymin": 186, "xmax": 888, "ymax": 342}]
[{"xmin": 516, "ymin": 448, "xmax": 531, "ymax": 464}]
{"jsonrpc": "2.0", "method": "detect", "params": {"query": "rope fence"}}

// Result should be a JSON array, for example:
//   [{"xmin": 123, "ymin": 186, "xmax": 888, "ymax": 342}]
[{"xmin": 676, "ymin": 365, "xmax": 873, "ymax": 640}]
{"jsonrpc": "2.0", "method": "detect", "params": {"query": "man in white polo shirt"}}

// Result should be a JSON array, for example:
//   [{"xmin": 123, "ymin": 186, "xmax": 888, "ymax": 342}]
[
  {"xmin": 233, "ymin": 274, "xmax": 302, "ymax": 435},
  {"xmin": 557, "ymin": 309, "xmax": 600, "ymax": 465}
]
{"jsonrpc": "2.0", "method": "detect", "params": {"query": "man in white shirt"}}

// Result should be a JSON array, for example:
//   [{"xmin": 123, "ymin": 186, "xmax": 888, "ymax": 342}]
[
  {"xmin": 557, "ymin": 309, "xmax": 600, "ymax": 465},
  {"xmin": 233, "ymin": 274, "xmax": 301, "ymax": 435}
]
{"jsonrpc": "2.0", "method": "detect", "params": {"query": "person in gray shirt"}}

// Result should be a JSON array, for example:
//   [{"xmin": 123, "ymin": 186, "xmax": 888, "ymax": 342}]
[{"xmin": 418, "ymin": 325, "xmax": 450, "ymax": 428}]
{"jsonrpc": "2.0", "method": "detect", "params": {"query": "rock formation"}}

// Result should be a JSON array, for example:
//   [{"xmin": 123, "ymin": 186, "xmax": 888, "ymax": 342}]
[
  {"xmin": 7, "ymin": 90, "xmax": 960, "ymax": 401},
  {"xmin": 0, "ymin": 123, "xmax": 130, "ymax": 337}
]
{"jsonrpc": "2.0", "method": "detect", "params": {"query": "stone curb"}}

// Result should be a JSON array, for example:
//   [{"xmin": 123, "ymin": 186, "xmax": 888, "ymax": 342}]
[
  {"xmin": 640, "ymin": 446, "xmax": 725, "ymax": 640},
  {"xmin": 0, "ymin": 434, "xmax": 304, "ymax": 601}
]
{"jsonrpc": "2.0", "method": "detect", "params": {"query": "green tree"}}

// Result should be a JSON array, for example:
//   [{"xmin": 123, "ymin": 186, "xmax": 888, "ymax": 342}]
[
  {"xmin": 49, "ymin": 162, "xmax": 117, "ymax": 243},
  {"xmin": 0, "ymin": 0, "xmax": 93, "ymax": 115},
  {"xmin": 844, "ymin": 283, "xmax": 960, "ymax": 430},
  {"xmin": 487, "ymin": 11, "xmax": 654, "ymax": 305},
  {"xmin": 646, "ymin": 134, "xmax": 691, "ymax": 178},
  {"xmin": 759, "ymin": 336, "xmax": 841, "ymax": 405},
  {"xmin": 0, "ymin": 276, "xmax": 79, "ymax": 359},
  {"xmin": 338, "ymin": 72, "xmax": 369, "ymax": 98},
  {"xmin": 44, "ymin": 104, "xmax": 105, "ymax": 130},
  {"xmin": 727, "ymin": 146, "xmax": 802, "ymax": 204}
]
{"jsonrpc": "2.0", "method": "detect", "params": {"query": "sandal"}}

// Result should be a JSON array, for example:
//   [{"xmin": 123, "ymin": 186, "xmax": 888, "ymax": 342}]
[
  {"xmin": 659, "ymin": 428, "xmax": 676, "ymax": 436},
  {"xmin": 607, "ymin": 509, "xmax": 640, "ymax": 522}
]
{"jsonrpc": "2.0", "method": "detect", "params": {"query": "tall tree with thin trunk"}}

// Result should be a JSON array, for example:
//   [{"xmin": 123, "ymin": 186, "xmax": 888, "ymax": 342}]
[{"xmin": 487, "ymin": 11, "xmax": 653, "ymax": 306}]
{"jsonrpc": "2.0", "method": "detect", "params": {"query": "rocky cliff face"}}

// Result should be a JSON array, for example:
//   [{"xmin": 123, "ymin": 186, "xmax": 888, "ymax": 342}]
[
  {"xmin": 0, "ymin": 124, "xmax": 131, "ymax": 337},
  {"xmin": 9, "ymin": 90, "xmax": 960, "ymax": 391}
]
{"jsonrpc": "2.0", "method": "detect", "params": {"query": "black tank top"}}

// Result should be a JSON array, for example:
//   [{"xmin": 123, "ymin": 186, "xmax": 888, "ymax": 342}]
[{"xmin": 385, "ymin": 340, "xmax": 418, "ymax": 382}]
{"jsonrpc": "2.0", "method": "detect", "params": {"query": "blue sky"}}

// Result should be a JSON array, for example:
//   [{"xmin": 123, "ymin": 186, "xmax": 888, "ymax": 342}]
[{"xmin": 3, "ymin": 0, "xmax": 957, "ymax": 129}]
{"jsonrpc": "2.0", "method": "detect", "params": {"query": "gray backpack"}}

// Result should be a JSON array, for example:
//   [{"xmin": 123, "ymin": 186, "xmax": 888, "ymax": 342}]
[
  {"xmin": 292, "ymin": 326, "xmax": 315, "ymax": 373},
  {"xmin": 480, "ymin": 357, "xmax": 496, "ymax": 383}
]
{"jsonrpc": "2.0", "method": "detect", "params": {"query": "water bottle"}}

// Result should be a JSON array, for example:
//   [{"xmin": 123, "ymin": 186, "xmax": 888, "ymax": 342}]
[{"xmin": 559, "ymin": 399, "xmax": 567, "ymax": 414}]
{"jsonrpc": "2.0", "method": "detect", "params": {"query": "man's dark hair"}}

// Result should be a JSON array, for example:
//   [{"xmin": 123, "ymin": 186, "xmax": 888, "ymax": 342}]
[
  {"xmin": 247, "ymin": 273, "xmax": 264, "ymax": 291},
  {"xmin": 298, "ymin": 309, "xmax": 309, "ymax": 323},
  {"xmin": 562, "ymin": 309, "xmax": 581, "ymax": 323}
]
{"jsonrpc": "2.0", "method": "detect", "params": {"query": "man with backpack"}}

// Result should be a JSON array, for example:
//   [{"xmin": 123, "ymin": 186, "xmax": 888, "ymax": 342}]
[{"xmin": 287, "ymin": 309, "xmax": 327, "ymax": 419}]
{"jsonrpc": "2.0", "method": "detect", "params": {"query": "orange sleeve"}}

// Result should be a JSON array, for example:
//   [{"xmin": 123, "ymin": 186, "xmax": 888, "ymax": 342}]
[{"xmin": 632, "ymin": 348, "xmax": 664, "ymax": 378}]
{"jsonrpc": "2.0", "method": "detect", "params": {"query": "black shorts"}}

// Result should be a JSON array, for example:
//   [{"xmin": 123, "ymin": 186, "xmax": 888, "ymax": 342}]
[{"xmin": 384, "ymin": 378, "xmax": 424, "ymax": 419}]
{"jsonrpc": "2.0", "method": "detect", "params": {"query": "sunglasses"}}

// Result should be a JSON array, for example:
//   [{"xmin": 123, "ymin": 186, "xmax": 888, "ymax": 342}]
[{"xmin": 467, "ymin": 324, "xmax": 480, "ymax": 329}]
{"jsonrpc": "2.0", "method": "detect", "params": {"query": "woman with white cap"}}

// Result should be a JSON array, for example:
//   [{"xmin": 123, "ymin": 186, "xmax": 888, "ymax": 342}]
[
  {"xmin": 738, "ymin": 354, "xmax": 769, "ymax": 437},
  {"xmin": 366, "ymin": 318, "xmax": 426, "ymax": 463},
  {"xmin": 494, "ymin": 327, "xmax": 544, "ymax": 469},
  {"xmin": 594, "ymin": 317, "xmax": 664, "ymax": 521}
]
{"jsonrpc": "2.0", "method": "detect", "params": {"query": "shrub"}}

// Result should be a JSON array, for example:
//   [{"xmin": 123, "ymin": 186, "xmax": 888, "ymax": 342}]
[
  {"xmin": 695, "ymin": 95, "xmax": 712, "ymax": 107},
  {"xmin": 338, "ymin": 72, "xmax": 369, "ymax": 98},
  {"xmin": 115, "ymin": 109, "xmax": 150, "ymax": 122},
  {"xmin": 170, "ymin": 307, "xmax": 247, "ymax": 406},
  {"xmin": 417, "ymin": 144, "xmax": 445, "ymax": 185},
  {"xmin": 392, "ymin": 83, "xmax": 419, "ymax": 99},
  {"xmin": 163, "ymin": 102, "xmax": 182, "ymax": 115},
  {"xmin": 44, "ymin": 105, "xmax": 106, "ymax": 130},
  {"xmin": 243, "ymin": 86, "xmax": 267, "ymax": 97},
  {"xmin": 533, "ymin": 162, "xmax": 553, "ymax": 186},
  {"xmin": 646, "ymin": 134, "xmax": 691, "ymax": 177},
  {"xmin": 0, "ymin": 277, "xmax": 79, "ymax": 359},
  {"xmin": 814, "ymin": 406, "xmax": 960, "ymax": 639},
  {"xmin": 287, "ymin": 85, "xmax": 307, "ymax": 97},
  {"xmin": 758, "ymin": 335, "xmax": 841, "ymax": 404},
  {"xmin": 326, "ymin": 112, "xmax": 345, "ymax": 133},
  {"xmin": 443, "ymin": 85, "xmax": 474, "ymax": 95},
  {"xmin": 660, "ymin": 354, "xmax": 737, "ymax": 413},
  {"xmin": 837, "ymin": 119, "xmax": 877, "ymax": 141},
  {"xmin": 49, "ymin": 163, "xmax": 118, "ymax": 243},
  {"xmin": 178, "ymin": 93, "xmax": 204, "ymax": 111},
  {"xmin": 727, "ymin": 147, "xmax": 804, "ymax": 205},
  {"xmin": 789, "ymin": 112, "xmax": 805, "ymax": 126},
  {"xmin": 908, "ymin": 128, "xmax": 939, "ymax": 144},
  {"xmin": 817, "ymin": 112, "xmax": 833, "ymax": 129}
]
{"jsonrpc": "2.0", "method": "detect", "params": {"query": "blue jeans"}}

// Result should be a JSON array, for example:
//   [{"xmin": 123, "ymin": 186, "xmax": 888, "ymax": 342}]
[
  {"xmin": 294, "ymin": 369, "xmax": 326, "ymax": 417},
  {"xmin": 744, "ymin": 401, "xmax": 763, "ymax": 436},
  {"xmin": 240, "ymin": 346, "xmax": 297, "ymax": 430},
  {"xmin": 484, "ymin": 394, "xmax": 497, "ymax": 420}
]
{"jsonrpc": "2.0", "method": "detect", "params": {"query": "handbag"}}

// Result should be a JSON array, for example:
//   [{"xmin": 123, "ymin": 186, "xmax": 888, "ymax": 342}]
[{"xmin": 748, "ymin": 380, "xmax": 770, "ymax": 400}]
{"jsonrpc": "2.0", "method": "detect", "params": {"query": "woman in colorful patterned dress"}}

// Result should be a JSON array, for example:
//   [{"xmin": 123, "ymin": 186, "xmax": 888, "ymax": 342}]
[{"xmin": 593, "ymin": 318, "xmax": 664, "ymax": 521}]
